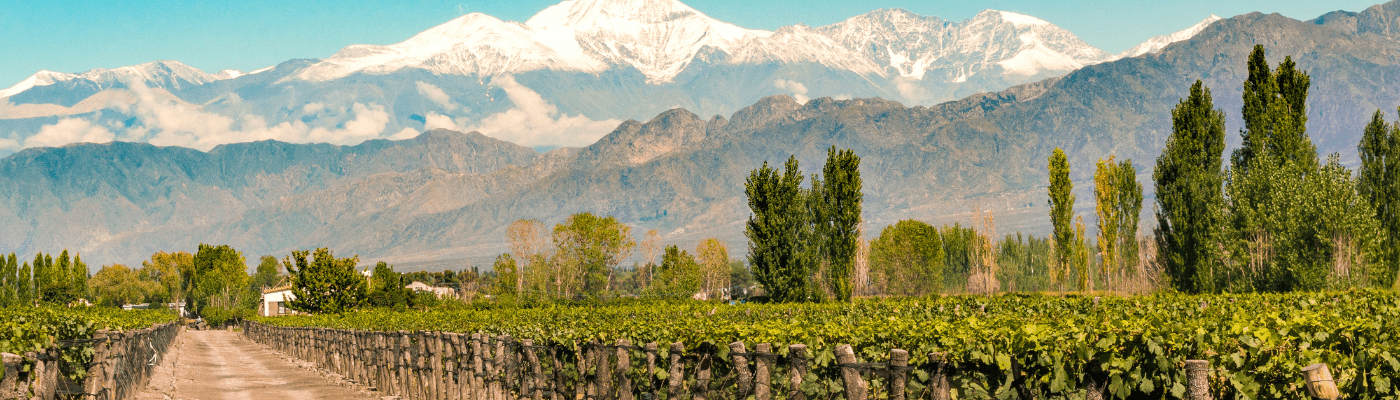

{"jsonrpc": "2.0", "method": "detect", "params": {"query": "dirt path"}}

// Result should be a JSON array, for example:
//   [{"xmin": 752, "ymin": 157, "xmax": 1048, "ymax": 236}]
[{"xmin": 134, "ymin": 329, "xmax": 378, "ymax": 400}]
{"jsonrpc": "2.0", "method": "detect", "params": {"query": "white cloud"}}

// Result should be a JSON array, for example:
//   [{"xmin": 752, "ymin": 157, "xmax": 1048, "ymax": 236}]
[
  {"xmin": 25, "ymin": 82, "xmax": 394, "ymax": 151},
  {"xmin": 464, "ymin": 75, "xmax": 621, "ymax": 148},
  {"xmin": 423, "ymin": 112, "xmax": 460, "ymax": 131},
  {"xmin": 302, "ymin": 102, "xmax": 327, "ymax": 114},
  {"xmin": 416, "ymin": 81, "xmax": 458, "ymax": 112},
  {"xmin": 24, "ymin": 118, "xmax": 115, "ymax": 148},
  {"xmin": 774, "ymin": 79, "xmax": 810, "ymax": 103},
  {"xmin": 389, "ymin": 128, "xmax": 420, "ymax": 140}
]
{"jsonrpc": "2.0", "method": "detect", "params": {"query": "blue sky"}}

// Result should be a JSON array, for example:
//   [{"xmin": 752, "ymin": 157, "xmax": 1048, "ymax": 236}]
[{"xmin": 0, "ymin": 0, "xmax": 1384, "ymax": 88}]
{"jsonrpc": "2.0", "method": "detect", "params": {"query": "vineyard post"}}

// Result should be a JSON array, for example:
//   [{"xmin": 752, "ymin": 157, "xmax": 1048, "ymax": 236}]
[
  {"xmin": 524, "ymin": 339, "xmax": 545, "ymax": 400},
  {"xmin": 1185, "ymin": 360, "xmax": 1211, "ymax": 400},
  {"xmin": 644, "ymin": 343, "xmax": 658, "ymax": 400},
  {"xmin": 28, "ymin": 351, "xmax": 50, "ymax": 400},
  {"xmin": 754, "ymin": 343, "xmax": 772, "ymax": 400},
  {"xmin": 581, "ymin": 340, "xmax": 595, "ymax": 400},
  {"xmin": 616, "ymin": 339, "xmax": 633, "ymax": 400},
  {"xmin": 1, "ymin": 353, "xmax": 19, "ymax": 398},
  {"xmin": 83, "ymin": 330, "xmax": 111, "ymax": 400},
  {"xmin": 400, "ymin": 331, "xmax": 414, "ymax": 397},
  {"xmin": 928, "ymin": 352, "xmax": 950, "ymax": 400},
  {"xmin": 1301, "ymin": 363, "xmax": 1340, "ymax": 400},
  {"xmin": 597, "ymin": 340, "xmax": 613, "ymax": 400},
  {"xmin": 729, "ymin": 341, "xmax": 753, "ymax": 400},
  {"xmin": 667, "ymin": 343, "xmax": 684, "ymax": 400},
  {"xmin": 433, "ymin": 332, "xmax": 443, "ymax": 400},
  {"xmin": 418, "ymin": 331, "xmax": 431, "ymax": 400},
  {"xmin": 889, "ymin": 349, "xmax": 909, "ymax": 400},
  {"xmin": 519, "ymin": 339, "xmax": 533, "ymax": 400},
  {"xmin": 450, "ymin": 333, "xmax": 465, "ymax": 400},
  {"xmin": 495, "ymin": 335, "xmax": 509, "ymax": 400},
  {"xmin": 550, "ymin": 347, "xmax": 565, "ymax": 400},
  {"xmin": 376, "ymin": 332, "xmax": 389, "ymax": 395},
  {"xmin": 694, "ymin": 343, "xmax": 712, "ymax": 400},
  {"xmin": 472, "ymin": 333, "xmax": 486, "ymax": 400},
  {"xmin": 835, "ymin": 344, "xmax": 868, "ymax": 400},
  {"xmin": 787, "ymin": 344, "xmax": 807, "ymax": 400}
]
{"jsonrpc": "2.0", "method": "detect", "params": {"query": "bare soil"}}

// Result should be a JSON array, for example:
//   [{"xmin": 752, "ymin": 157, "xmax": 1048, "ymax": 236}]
[{"xmin": 133, "ymin": 329, "xmax": 381, "ymax": 400}]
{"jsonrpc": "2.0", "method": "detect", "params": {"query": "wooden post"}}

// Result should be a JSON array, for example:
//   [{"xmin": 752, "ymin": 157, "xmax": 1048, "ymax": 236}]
[
  {"xmin": 1301, "ymin": 363, "xmax": 1339, "ymax": 400},
  {"xmin": 597, "ymin": 340, "xmax": 613, "ymax": 400},
  {"xmin": 472, "ymin": 333, "xmax": 486, "ymax": 400},
  {"xmin": 576, "ymin": 342, "xmax": 591, "ymax": 400},
  {"xmin": 550, "ymin": 347, "xmax": 565, "ymax": 400},
  {"xmin": 400, "ymin": 331, "xmax": 414, "ymax": 398},
  {"xmin": 1185, "ymin": 360, "xmax": 1211, "ymax": 400},
  {"xmin": 889, "ymin": 349, "xmax": 909, "ymax": 400},
  {"xmin": 524, "ymin": 339, "xmax": 545, "ymax": 400},
  {"xmin": 929, "ymin": 352, "xmax": 950, "ymax": 400},
  {"xmin": 3, "ymin": 353, "xmax": 23, "ymax": 398},
  {"xmin": 787, "ymin": 344, "xmax": 807, "ymax": 400},
  {"xmin": 754, "ymin": 343, "xmax": 772, "ymax": 400},
  {"xmin": 495, "ymin": 335, "xmax": 509, "ymax": 400},
  {"xmin": 616, "ymin": 339, "xmax": 633, "ymax": 400},
  {"xmin": 644, "ymin": 343, "xmax": 658, "ymax": 400},
  {"xmin": 693, "ymin": 344, "xmax": 711, "ymax": 400},
  {"xmin": 729, "ymin": 341, "xmax": 752, "ymax": 399},
  {"xmin": 82, "ymin": 330, "xmax": 111, "ymax": 400},
  {"xmin": 667, "ymin": 343, "xmax": 684, "ymax": 400},
  {"xmin": 835, "ymin": 345, "xmax": 867, "ymax": 400}
]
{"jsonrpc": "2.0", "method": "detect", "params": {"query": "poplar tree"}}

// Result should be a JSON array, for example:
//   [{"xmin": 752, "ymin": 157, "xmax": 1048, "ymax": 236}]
[
  {"xmin": 1116, "ymin": 160, "xmax": 1144, "ymax": 272},
  {"xmin": 0, "ymin": 254, "xmax": 12, "ymax": 305},
  {"xmin": 17, "ymin": 261, "xmax": 32, "ymax": 305},
  {"xmin": 1094, "ymin": 157, "xmax": 1120, "ymax": 282},
  {"xmin": 72, "ymin": 253, "xmax": 88, "ymax": 301},
  {"xmin": 746, "ymin": 156, "xmax": 818, "ymax": 302},
  {"xmin": 1358, "ymin": 110, "xmax": 1400, "ymax": 286},
  {"xmin": 1155, "ymin": 81, "xmax": 1227, "ymax": 293},
  {"xmin": 816, "ymin": 146, "xmax": 862, "ymax": 301},
  {"xmin": 1047, "ymin": 148, "xmax": 1075, "ymax": 287}
]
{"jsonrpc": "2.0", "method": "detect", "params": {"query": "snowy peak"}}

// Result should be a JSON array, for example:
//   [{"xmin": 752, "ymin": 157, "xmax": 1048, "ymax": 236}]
[
  {"xmin": 817, "ymin": 8, "xmax": 1112, "ymax": 80},
  {"xmin": 1119, "ymin": 15, "xmax": 1222, "ymax": 58},
  {"xmin": 2, "ymin": 61, "xmax": 237, "ymax": 99},
  {"xmin": 1, "ymin": 70, "xmax": 77, "ymax": 98}
]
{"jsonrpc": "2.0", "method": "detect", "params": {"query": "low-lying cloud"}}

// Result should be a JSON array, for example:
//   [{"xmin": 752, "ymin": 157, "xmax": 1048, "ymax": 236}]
[
  {"xmin": 774, "ymin": 79, "xmax": 810, "ymax": 103},
  {"xmin": 7, "ymin": 83, "xmax": 395, "ymax": 152},
  {"xmin": 464, "ymin": 75, "xmax": 621, "ymax": 148},
  {"xmin": 416, "ymin": 81, "xmax": 459, "ymax": 112}
]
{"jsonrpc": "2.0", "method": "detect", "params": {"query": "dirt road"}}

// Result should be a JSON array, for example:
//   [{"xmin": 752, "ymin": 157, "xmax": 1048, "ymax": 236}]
[{"xmin": 134, "ymin": 329, "xmax": 377, "ymax": 400}]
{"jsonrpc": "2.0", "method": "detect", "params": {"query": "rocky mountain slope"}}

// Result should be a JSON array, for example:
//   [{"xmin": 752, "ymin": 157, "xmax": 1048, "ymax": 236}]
[{"xmin": 4, "ymin": 4, "xmax": 1400, "ymax": 270}]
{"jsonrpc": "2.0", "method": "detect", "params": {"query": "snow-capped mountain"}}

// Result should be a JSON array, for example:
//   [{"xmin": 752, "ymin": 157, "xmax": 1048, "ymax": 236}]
[
  {"xmin": 816, "ymin": 9, "xmax": 1114, "ymax": 81},
  {"xmin": 0, "ymin": 0, "xmax": 1224, "ymax": 155},
  {"xmin": 1119, "ymin": 15, "xmax": 1223, "ymax": 58}
]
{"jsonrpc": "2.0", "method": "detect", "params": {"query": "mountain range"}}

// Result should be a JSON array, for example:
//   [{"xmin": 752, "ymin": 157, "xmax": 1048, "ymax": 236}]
[
  {"xmin": 4, "ymin": 1, "xmax": 1400, "ymax": 270},
  {"xmin": 1, "ymin": 0, "xmax": 1218, "ymax": 155}
]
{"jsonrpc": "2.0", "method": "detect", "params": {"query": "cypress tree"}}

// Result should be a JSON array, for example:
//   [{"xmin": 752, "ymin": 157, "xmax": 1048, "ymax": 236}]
[
  {"xmin": 817, "ymin": 146, "xmax": 862, "ymax": 301},
  {"xmin": 1358, "ymin": 109, "xmax": 1400, "ymax": 286},
  {"xmin": 1155, "ymin": 81, "xmax": 1227, "ymax": 293},
  {"xmin": 0, "ymin": 254, "xmax": 12, "ymax": 306},
  {"xmin": 72, "ymin": 253, "xmax": 88, "ymax": 301},
  {"xmin": 1047, "ymin": 147, "xmax": 1075, "ymax": 288},
  {"xmin": 33, "ymin": 253, "xmax": 46, "ymax": 302}
]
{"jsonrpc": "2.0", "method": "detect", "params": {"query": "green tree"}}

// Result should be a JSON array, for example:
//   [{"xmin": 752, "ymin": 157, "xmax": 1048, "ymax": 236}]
[
  {"xmin": 367, "ymin": 261, "xmax": 411, "ymax": 308},
  {"xmin": 746, "ymin": 156, "xmax": 819, "ymax": 302},
  {"xmin": 141, "ymin": 251, "xmax": 191, "ymax": 304},
  {"xmin": 1358, "ymin": 109, "xmax": 1400, "ymax": 287},
  {"xmin": 71, "ymin": 253, "xmax": 88, "ymax": 301},
  {"xmin": 1047, "ymin": 148, "xmax": 1075, "ymax": 288},
  {"xmin": 17, "ymin": 260, "xmax": 31, "ymax": 305},
  {"xmin": 0, "ymin": 254, "xmax": 13, "ymax": 306},
  {"xmin": 552, "ymin": 212, "xmax": 635, "ymax": 298},
  {"xmin": 189, "ymin": 244, "xmax": 249, "ymax": 316},
  {"xmin": 284, "ymin": 248, "xmax": 367, "ymax": 314},
  {"xmin": 492, "ymin": 254, "xmax": 519, "ymax": 296},
  {"xmin": 1093, "ymin": 157, "xmax": 1120, "ymax": 283},
  {"xmin": 651, "ymin": 245, "xmax": 701, "ymax": 297},
  {"xmin": 1116, "ymin": 160, "xmax": 1144, "ymax": 274},
  {"xmin": 89, "ymin": 264, "xmax": 156, "ymax": 307},
  {"xmin": 812, "ymin": 146, "xmax": 863, "ymax": 301},
  {"xmin": 250, "ymin": 255, "xmax": 283, "ymax": 290},
  {"xmin": 1155, "ymin": 81, "xmax": 1227, "ymax": 293},
  {"xmin": 869, "ymin": 220, "xmax": 944, "ymax": 296}
]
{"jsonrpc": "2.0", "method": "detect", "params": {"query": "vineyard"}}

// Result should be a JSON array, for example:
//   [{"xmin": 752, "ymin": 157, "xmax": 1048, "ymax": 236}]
[
  {"xmin": 246, "ymin": 290, "xmax": 1400, "ymax": 399},
  {"xmin": 0, "ymin": 306, "xmax": 180, "ymax": 398}
]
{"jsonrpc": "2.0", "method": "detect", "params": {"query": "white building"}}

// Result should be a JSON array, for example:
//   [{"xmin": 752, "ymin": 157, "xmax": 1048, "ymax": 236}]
[
  {"xmin": 259, "ymin": 286, "xmax": 299, "ymax": 317},
  {"xmin": 406, "ymin": 281, "xmax": 457, "ymax": 298}
]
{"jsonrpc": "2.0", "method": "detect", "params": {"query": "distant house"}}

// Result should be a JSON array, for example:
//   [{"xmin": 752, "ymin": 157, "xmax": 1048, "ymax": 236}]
[
  {"xmin": 406, "ymin": 281, "xmax": 457, "ymax": 299},
  {"xmin": 259, "ymin": 286, "xmax": 299, "ymax": 317}
]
